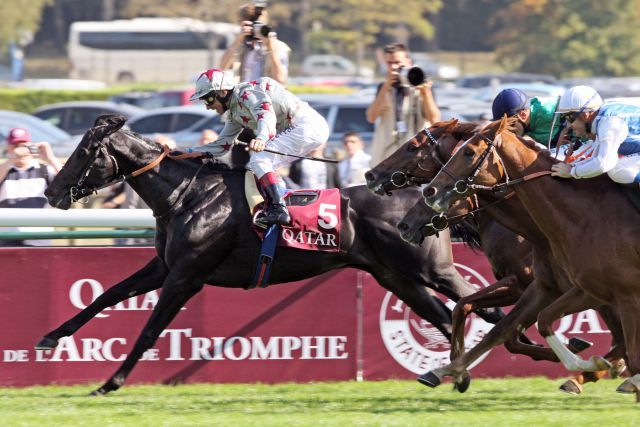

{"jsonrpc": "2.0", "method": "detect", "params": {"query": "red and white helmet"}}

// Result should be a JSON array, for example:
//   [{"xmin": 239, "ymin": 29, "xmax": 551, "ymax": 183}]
[{"xmin": 189, "ymin": 68, "xmax": 235, "ymax": 102}]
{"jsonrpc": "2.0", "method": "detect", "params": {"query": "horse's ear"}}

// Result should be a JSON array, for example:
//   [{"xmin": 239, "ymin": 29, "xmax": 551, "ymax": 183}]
[
  {"xmin": 497, "ymin": 114, "xmax": 510, "ymax": 135},
  {"xmin": 92, "ymin": 114, "xmax": 127, "ymax": 141},
  {"xmin": 444, "ymin": 118, "xmax": 459, "ymax": 131}
]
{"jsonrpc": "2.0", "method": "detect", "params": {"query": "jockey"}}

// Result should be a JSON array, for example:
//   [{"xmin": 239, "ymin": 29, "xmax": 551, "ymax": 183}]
[
  {"xmin": 550, "ymin": 85, "xmax": 640, "ymax": 188},
  {"xmin": 188, "ymin": 69, "xmax": 330, "ymax": 227},
  {"xmin": 491, "ymin": 88, "xmax": 562, "ymax": 146}
]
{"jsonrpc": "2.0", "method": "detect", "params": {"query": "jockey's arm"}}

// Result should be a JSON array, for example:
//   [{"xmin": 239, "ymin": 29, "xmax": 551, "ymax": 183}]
[
  {"xmin": 570, "ymin": 116, "xmax": 628, "ymax": 179},
  {"xmin": 241, "ymin": 85, "xmax": 278, "ymax": 143},
  {"xmin": 190, "ymin": 122, "xmax": 243, "ymax": 156}
]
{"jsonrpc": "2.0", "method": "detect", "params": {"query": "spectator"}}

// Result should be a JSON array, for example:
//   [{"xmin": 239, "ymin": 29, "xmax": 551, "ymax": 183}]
[
  {"xmin": 338, "ymin": 132, "xmax": 371, "ymax": 187},
  {"xmin": 199, "ymin": 129, "xmax": 219, "ymax": 146},
  {"xmin": 288, "ymin": 142, "xmax": 341, "ymax": 189},
  {"xmin": 219, "ymin": 2, "xmax": 290, "ymax": 84},
  {"xmin": 366, "ymin": 43, "xmax": 441, "ymax": 164},
  {"xmin": 0, "ymin": 128, "xmax": 63, "ymax": 246}
]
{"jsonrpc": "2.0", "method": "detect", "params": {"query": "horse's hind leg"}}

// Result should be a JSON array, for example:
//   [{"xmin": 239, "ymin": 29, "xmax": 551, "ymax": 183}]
[
  {"xmin": 614, "ymin": 296, "xmax": 640, "ymax": 399},
  {"xmin": 36, "ymin": 256, "xmax": 168, "ymax": 350},
  {"xmin": 537, "ymin": 287, "xmax": 608, "ymax": 372},
  {"xmin": 92, "ymin": 269, "xmax": 204, "ymax": 395}
]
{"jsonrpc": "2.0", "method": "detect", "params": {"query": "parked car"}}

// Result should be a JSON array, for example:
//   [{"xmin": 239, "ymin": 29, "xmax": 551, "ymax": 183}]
[
  {"xmin": 475, "ymin": 82, "xmax": 566, "ymax": 103},
  {"xmin": 301, "ymin": 55, "xmax": 374, "ymax": 78},
  {"xmin": 33, "ymin": 101, "xmax": 144, "ymax": 136},
  {"xmin": 456, "ymin": 73, "xmax": 558, "ymax": 89},
  {"xmin": 110, "ymin": 88, "xmax": 196, "ymax": 110},
  {"xmin": 126, "ymin": 105, "xmax": 224, "ymax": 148},
  {"xmin": 0, "ymin": 110, "xmax": 76, "ymax": 157},
  {"xmin": 407, "ymin": 53, "xmax": 461, "ymax": 80}
]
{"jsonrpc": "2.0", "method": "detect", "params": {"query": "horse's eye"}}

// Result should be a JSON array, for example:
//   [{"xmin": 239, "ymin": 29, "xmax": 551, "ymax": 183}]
[
  {"xmin": 407, "ymin": 144, "xmax": 418, "ymax": 152},
  {"xmin": 90, "ymin": 142, "xmax": 100, "ymax": 150},
  {"xmin": 464, "ymin": 148, "xmax": 475, "ymax": 157},
  {"xmin": 78, "ymin": 147, "xmax": 90, "ymax": 158}
]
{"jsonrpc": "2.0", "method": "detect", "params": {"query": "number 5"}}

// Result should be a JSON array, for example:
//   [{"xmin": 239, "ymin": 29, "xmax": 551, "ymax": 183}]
[{"xmin": 318, "ymin": 203, "xmax": 338, "ymax": 229}]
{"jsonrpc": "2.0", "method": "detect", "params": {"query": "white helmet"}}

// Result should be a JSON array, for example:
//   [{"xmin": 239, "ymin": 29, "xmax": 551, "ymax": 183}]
[
  {"xmin": 189, "ymin": 68, "xmax": 235, "ymax": 102},
  {"xmin": 557, "ymin": 85, "xmax": 603, "ymax": 113}
]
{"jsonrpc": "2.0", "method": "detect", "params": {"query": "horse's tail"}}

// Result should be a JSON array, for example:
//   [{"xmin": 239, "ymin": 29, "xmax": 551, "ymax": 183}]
[{"xmin": 450, "ymin": 220, "xmax": 483, "ymax": 253}]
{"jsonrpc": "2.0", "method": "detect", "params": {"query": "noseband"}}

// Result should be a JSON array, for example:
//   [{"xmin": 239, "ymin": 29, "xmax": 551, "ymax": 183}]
[{"xmin": 389, "ymin": 128, "xmax": 447, "ymax": 188}]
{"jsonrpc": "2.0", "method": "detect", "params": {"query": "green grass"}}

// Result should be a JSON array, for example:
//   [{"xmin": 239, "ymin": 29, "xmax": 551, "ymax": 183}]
[{"xmin": 0, "ymin": 377, "xmax": 638, "ymax": 426}]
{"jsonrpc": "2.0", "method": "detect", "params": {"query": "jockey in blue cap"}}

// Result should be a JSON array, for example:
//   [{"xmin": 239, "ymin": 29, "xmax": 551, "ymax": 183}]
[
  {"xmin": 491, "ymin": 88, "xmax": 562, "ymax": 146},
  {"xmin": 550, "ymin": 85, "xmax": 640, "ymax": 189}
]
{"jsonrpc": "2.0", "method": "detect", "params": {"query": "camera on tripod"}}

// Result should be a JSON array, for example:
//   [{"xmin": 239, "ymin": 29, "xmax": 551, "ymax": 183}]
[
  {"xmin": 247, "ymin": 0, "xmax": 271, "ymax": 41},
  {"xmin": 397, "ymin": 66, "xmax": 429, "ymax": 87}
]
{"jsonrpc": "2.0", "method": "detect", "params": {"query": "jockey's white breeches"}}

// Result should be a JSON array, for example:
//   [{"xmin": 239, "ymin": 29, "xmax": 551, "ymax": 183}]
[
  {"xmin": 607, "ymin": 154, "xmax": 640, "ymax": 184},
  {"xmin": 248, "ymin": 104, "xmax": 330, "ymax": 178}
]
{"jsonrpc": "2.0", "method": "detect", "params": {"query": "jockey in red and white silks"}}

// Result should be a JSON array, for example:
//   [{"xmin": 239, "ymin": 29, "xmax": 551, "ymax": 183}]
[
  {"xmin": 189, "ymin": 69, "xmax": 329, "ymax": 227},
  {"xmin": 551, "ymin": 85, "xmax": 640, "ymax": 188}
]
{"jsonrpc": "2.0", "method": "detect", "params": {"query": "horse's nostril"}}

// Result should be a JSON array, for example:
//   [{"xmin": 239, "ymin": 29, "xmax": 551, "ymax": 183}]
[
  {"xmin": 424, "ymin": 186, "xmax": 437, "ymax": 198},
  {"xmin": 397, "ymin": 222, "xmax": 409, "ymax": 232},
  {"xmin": 364, "ymin": 171, "xmax": 375, "ymax": 182}
]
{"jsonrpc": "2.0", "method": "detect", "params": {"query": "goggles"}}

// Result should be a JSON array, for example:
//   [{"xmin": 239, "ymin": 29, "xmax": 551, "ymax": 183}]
[{"xmin": 561, "ymin": 111, "xmax": 580, "ymax": 123}]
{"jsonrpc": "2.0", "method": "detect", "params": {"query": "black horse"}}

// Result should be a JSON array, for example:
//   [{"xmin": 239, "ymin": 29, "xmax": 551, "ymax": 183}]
[{"xmin": 39, "ymin": 115, "xmax": 502, "ymax": 395}]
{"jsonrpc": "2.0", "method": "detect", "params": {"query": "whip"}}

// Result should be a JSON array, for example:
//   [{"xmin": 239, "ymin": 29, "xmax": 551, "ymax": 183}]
[{"xmin": 234, "ymin": 141, "xmax": 339, "ymax": 163}]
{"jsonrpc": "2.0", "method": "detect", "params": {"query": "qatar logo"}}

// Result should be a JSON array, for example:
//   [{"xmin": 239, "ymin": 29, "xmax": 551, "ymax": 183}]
[{"xmin": 379, "ymin": 263, "xmax": 494, "ymax": 374}]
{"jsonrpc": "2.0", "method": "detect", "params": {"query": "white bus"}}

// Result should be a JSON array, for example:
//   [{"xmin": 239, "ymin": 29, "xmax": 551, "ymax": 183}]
[{"xmin": 69, "ymin": 18, "xmax": 239, "ymax": 84}]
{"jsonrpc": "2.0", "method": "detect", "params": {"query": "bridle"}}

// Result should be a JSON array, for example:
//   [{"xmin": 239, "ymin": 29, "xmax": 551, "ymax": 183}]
[
  {"xmin": 65, "ymin": 129, "xmax": 203, "ymax": 204},
  {"xmin": 389, "ymin": 127, "xmax": 448, "ymax": 188},
  {"xmin": 437, "ymin": 133, "xmax": 552, "ymax": 196}
]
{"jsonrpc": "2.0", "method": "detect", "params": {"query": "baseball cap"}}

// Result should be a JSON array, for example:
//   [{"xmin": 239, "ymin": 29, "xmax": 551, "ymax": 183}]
[{"xmin": 7, "ymin": 128, "xmax": 31, "ymax": 144}]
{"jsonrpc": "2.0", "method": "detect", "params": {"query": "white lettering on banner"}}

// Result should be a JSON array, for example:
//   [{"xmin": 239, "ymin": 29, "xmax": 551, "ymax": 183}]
[
  {"xmin": 554, "ymin": 310, "xmax": 610, "ymax": 341},
  {"xmin": 318, "ymin": 203, "xmax": 338, "ymax": 229},
  {"xmin": 281, "ymin": 229, "xmax": 338, "ymax": 247},
  {"xmin": 68, "ymin": 278, "xmax": 163, "ymax": 318},
  {"xmin": 1, "ymin": 331, "xmax": 349, "ymax": 363}
]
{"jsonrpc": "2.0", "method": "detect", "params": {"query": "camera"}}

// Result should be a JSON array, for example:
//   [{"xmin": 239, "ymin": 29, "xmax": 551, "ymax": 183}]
[
  {"xmin": 27, "ymin": 144, "xmax": 39, "ymax": 154},
  {"xmin": 245, "ymin": 0, "xmax": 271, "ymax": 42},
  {"xmin": 397, "ymin": 66, "xmax": 428, "ymax": 87}
]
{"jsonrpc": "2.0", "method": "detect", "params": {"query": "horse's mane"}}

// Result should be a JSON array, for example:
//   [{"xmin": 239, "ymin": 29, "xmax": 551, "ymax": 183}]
[
  {"xmin": 496, "ymin": 127, "xmax": 560, "ymax": 165},
  {"xmin": 451, "ymin": 220, "xmax": 482, "ymax": 252},
  {"xmin": 452, "ymin": 122, "xmax": 480, "ymax": 140}
]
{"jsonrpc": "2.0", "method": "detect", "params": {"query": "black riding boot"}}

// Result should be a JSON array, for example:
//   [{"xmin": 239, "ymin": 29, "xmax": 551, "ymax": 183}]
[{"xmin": 255, "ymin": 176, "xmax": 291, "ymax": 227}]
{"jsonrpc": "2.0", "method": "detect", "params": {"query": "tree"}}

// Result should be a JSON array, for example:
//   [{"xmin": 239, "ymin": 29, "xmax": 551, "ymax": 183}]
[
  {"xmin": 0, "ymin": 0, "xmax": 52, "ymax": 50},
  {"xmin": 493, "ymin": 0, "xmax": 640, "ymax": 77}
]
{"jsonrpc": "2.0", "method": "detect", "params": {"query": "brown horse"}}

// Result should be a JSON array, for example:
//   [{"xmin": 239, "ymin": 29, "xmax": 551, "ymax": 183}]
[
  {"xmin": 423, "ymin": 117, "xmax": 640, "ymax": 397},
  {"xmin": 367, "ymin": 120, "xmax": 624, "ymax": 394}
]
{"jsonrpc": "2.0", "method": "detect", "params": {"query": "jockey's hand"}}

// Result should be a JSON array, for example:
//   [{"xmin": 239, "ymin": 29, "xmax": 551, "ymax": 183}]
[
  {"xmin": 247, "ymin": 138, "xmax": 266, "ymax": 152},
  {"xmin": 551, "ymin": 163, "xmax": 572, "ymax": 178}
]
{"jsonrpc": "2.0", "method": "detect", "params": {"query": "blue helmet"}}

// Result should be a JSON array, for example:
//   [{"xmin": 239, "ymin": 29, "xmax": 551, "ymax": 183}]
[{"xmin": 491, "ymin": 88, "xmax": 529, "ymax": 120}]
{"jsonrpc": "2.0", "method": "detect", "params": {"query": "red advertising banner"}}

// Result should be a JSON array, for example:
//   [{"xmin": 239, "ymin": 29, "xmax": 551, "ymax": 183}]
[{"xmin": 0, "ymin": 244, "xmax": 614, "ymax": 387}]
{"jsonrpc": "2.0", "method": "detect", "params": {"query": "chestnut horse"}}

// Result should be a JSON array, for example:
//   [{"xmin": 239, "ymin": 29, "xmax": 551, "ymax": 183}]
[
  {"xmin": 367, "ymin": 120, "xmax": 623, "ymax": 394},
  {"xmin": 423, "ymin": 117, "xmax": 640, "ymax": 397}
]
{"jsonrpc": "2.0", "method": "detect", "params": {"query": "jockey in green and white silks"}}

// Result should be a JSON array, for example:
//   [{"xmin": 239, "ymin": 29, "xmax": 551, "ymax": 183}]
[
  {"xmin": 188, "ymin": 69, "xmax": 329, "ymax": 227},
  {"xmin": 491, "ymin": 88, "xmax": 562, "ymax": 146},
  {"xmin": 550, "ymin": 85, "xmax": 640, "ymax": 188}
]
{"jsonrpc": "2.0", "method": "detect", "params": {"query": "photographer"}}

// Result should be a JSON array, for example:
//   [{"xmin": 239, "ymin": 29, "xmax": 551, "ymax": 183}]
[
  {"xmin": 219, "ymin": 2, "xmax": 290, "ymax": 84},
  {"xmin": 0, "ymin": 128, "xmax": 63, "ymax": 246},
  {"xmin": 366, "ymin": 43, "xmax": 441, "ymax": 164}
]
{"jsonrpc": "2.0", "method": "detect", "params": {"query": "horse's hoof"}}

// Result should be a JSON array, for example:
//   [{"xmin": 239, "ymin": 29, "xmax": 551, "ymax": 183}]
[
  {"xmin": 616, "ymin": 379, "xmax": 636, "ymax": 394},
  {"xmin": 34, "ymin": 336, "xmax": 59, "ymax": 350},
  {"xmin": 89, "ymin": 387, "xmax": 107, "ymax": 397},
  {"xmin": 591, "ymin": 356, "xmax": 613, "ymax": 371},
  {"xmin": 559, "ymin": 379, "xmax": 583, "ymax": 395},
  {"xmin": 453, "ymin": 372, "xmax": 471, "ymax": 393},
  {"xmin": 609, "ymin": 359, "xmax": 627, "ymax": 379},
  {"xmin": 567, "ymin": 337, "xmax": 593, "ymax": 354},
  {"xmin": 417, "ymin": 372, "xmax": 441, "ymax": 388}
]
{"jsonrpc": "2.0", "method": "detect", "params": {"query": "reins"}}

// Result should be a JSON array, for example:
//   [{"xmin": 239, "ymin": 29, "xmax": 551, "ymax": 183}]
[{"xmin": 425, "ymin": 191, "xmax": 517, "ymax": 232}]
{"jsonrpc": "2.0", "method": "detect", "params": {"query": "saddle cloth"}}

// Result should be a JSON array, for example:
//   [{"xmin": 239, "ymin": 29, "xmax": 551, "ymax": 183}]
[{"xmin": 245, "ymin": 172, "xmax": 342, "ymax": 252}]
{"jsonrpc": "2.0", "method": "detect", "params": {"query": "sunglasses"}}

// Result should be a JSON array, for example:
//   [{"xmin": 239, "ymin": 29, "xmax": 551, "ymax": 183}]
[
  {"xmin": 562, "ymin": 112, "xmax": 580, "ymax": 123},
  {"xmin": 202, "ymin": 93, "xmax": 221, "ymax": 106}
]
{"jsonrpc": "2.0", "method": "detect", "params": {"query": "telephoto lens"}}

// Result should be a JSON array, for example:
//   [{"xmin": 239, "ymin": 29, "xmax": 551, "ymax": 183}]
[{"xmin": 398, "ymin": 66, "xmax": 428, "ymax": 87}]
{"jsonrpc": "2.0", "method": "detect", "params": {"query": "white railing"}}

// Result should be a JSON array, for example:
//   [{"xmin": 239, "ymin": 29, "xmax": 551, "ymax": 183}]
[{"xmin": 0, "ymin": 208, "xmax": 156, "ymax": 228}]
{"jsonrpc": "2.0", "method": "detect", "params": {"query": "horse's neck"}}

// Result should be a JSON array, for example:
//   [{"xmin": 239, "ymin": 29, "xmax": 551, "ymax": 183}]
[
  {"xmin": 481, "ymin": 194, "xmax": 547, "ymax": 245},
  {"xmin": 496, "ymin": 136, "xmax": 591, "ymax": 238},
  {"xmin": 116, "ymin": 143, "xmax": 219, "ymax": 217}
]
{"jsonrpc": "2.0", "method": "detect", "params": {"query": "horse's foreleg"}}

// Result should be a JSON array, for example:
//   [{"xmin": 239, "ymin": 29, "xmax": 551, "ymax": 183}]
[
  {"xmin": 92, "ymin": 270, "xmax": 204, "ymax": 396},
  {"xmin": 451, "ymin": 275, "xmax": 522, "ymax": 360},
  {"xmin": 36, "ymin": 256, "xmax": 168, "ymax": 350},
  {"xmin": 538, "ymin": 287, "xmax": 609, "ymax": 372},
  {"xmin": 419, "ymin": 281, "xmax": 555, "ymax": 391}
]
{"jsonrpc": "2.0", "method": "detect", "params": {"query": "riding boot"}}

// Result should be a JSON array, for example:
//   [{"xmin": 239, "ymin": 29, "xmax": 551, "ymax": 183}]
[{"xmin": 255, "ymin": 172, "xmax": 291, "ymax": 227}]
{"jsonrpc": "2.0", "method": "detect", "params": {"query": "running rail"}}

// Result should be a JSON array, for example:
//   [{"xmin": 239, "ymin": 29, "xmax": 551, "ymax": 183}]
[{"xmin": 0, "ymin": 208, "xmax": 156, "ymax": 228}]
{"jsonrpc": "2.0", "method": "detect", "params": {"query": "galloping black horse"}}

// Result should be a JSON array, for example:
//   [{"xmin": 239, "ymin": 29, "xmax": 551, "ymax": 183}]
[{"xmin": 39, "ymin": 115, "xmax": 502, "ymax": 395}]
